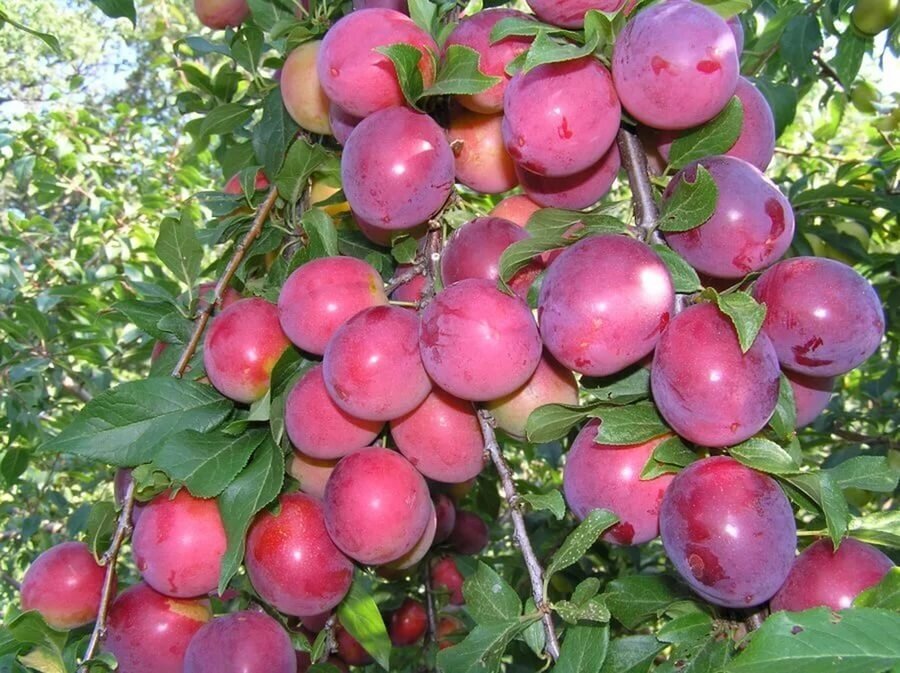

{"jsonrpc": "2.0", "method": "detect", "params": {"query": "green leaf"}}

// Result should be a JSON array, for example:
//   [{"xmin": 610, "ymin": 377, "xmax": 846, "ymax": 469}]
[
  {"xmin": 727, "ymin": 608, "xmax": 900, "ymax": 673},
  {"xmin": 694, "ymin": 0, "xmax": 751, "ymax": 18},
  {"xmin": 216, "ymin": 437, "xmax": 284, "ymax": 593},
  {"xmin": 463, "ymin": 562, "xmax": 521, "ymax": 625},
  {"xmin": 828, "ymin": 456, "xmax": 900, "ymax": 493},
  {"xmin": 39, "ymin": 379, "xmax": 232, "ymax": 467},
  {"xmin": 820, "ymin": 471, "xmax": 850, "ymax": 548},
  {"xmin": 85, "ymin": 502, "xmax": 116, "ymax": 559},
  {"xmin": 714, "ymin": 291, "xmax": 767, "ymax": 354},
  {"xmin": 605, "ymin": 575, "xmax": 691, "ymax": 630},
  {"xmin": 490, "ymin": 16, "xmax": 575, "ymax": 43},
  {"xmin": 554, "ymin": 593, "xmax": 611, "ymax": 625},
  {"xmin": 302, "ymin": 209, "xmax": 339, "ymax": 259},
  {"xmin": 525, "ymin": 402, "xmax": 602, "ymax": 444},
  {"xmin": 656, "ymin": 636, "xmax": 733, "ymax": 673},
  {"xmin": 599, "ymin": 636, "xmax": 665, "ymax": 673},
  {"xmin": 254, "ymin": 89, "xmax": 299, "ymax": 179},
  {"xmin": 640, "ymin": 436, "xmax": 697, "ymax": 480},
  {"xmin": 752, "ymin": 78, "xmax": 798, "ymax": 138},
  {"xmin": 779, "ymin": 15, "xmax": 822, "ymax": 76},
  {"xmin": 854, "ymin": 568, "xmax": 900, "ymax": 611},
  {"xmin": 547, "ymin": 509, "xmax": 618, "ymax": 580},
  {"xmin": 831, "ymin": 29, "xmax": 869, "ymax": 89},
  {"xmin": 849, "ymin": 511, "xmax": 900, "ymax": 548},
  {"xmin": 152, "ymin": 429, "xmax": 265, "ymax": 498},
  {"xmin": 391, "ymin": 236, "xmax": 418, "ymax": 264},
  {"xmin": 668, "ymin": 97, "xmax": 744, "ymax": 170},
  {"xmin": 657, "ymin": 612, "xmax": 714, "ymax": 646},
  {"xmin": 729, "ymin": 437, "xmax": 800, "ymax": 475},
  {"xmin": 521, "ymin": 490, "xmax": 566, "ymax": 520},
  {"xmin": 554, "ymin": 625, "xmax": 609, "ymax": 673},
  {"xmin": 588, "ymin": 402, "xmax": 671, "ymax": 445},
  {"xmin": 423, "ymin": 45, "xmax": 501, "ymax": 97},
  {"xmin": 769, "ymin": 373, "xmax": 797, "ymax": 439},
  {"xmin": 156, "ymin": 216, "xmax": 203, "ymax": 288},
  {"xmin": 0, "ymin": 11, "xmax": 62, "ymax": 53},
  {"xmin": 337, "ymin": 577, "xmax": 392, "ymax": 671},
  {"xmin": 437, "ymin": 619, "xmax": 535, "ymax": 673},
  {"xmin": 199, "ymin": 103, "xmax": 254, "ymax": 137},
  {"xmin": 652, "ymin": 245, "xmax": 702, "ymax": 294},
  {"xmin": 525, "ymin": 208, "xmax": 626, "ymax": 237},
  {"xmin": 583, "ymin": 366, "xmax": 651, "ymax": 404},
  {"xmin": 522, "ymin": 29, "xmax": 599, "ymax": 73},
  {"xmin": 658, "ymin": 165, "xmax": 717, "ymax": 233},
  {"xmin": 268, "ymin": 348, "xmax": 313, "ymax": 446},
  {"xmin": 87, "ymin": 0, "xmax": 136, "ymax": 25},
  {"xmin": 6, "ymin": 613, "xmax": 67, "ymax": 673},
  {"xmin": 376, "ymin": 44, "xmax": 425, "ymax": 107},
  {"xmin": 276, "ymin": 137, "xmax": 329, "ymax": 205},
  {"xmin": 407, "ymin": 0, "xmax": 439, "ymax": 35}
]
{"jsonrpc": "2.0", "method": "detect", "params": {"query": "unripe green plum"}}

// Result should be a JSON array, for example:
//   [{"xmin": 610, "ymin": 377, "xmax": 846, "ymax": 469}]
[
  {"xmin": 851, "ymin": 0, "xmax": 899, "ymax": 35},
  {"xmin": 281, "ymin": 41, "xmax": 332, "ymax": 135}
]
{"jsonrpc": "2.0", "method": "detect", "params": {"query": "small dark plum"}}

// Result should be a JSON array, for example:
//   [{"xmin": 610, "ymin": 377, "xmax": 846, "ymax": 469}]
[
  {"xmin": 335, "ymin": 623, "xmax": 374, "ymax": 666},
  {"xmin": 431, "ymin": 556, "xmax": 465, "ymax": 605},
  {"xmin": 785, "ymin": 370, "xmax": 834, "ymax": 428},
  {"xmin": 433, "ymin": 493, "xmax": 457, "ymax": 544},
  {"xmin": 436, "ymin": 615, "xmax": 466, "ymax": 649},
  {"xmin": 389, "ymin": 598, "xmax": 428, "ymax": 646},
  {"xmin": 447, "ymin": 511, "xmax": 489, "ymax": 555}
]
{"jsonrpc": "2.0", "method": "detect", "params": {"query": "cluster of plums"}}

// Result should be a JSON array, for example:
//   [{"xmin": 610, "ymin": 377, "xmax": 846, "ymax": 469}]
[{"xmin": 18, "ymin": 0, "xmax": 893, "ymax": 671}]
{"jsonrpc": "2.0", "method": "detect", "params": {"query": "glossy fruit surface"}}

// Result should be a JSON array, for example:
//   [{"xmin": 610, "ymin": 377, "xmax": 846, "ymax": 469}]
[
  {"xmin": 195, "ymin": 0, "xmax": 248, "ymax": 29},
  {"xmin": 281, "ymin": 41, "xmax": 331, "ymax": 134},
  {"xmin": 786, "ymin": 370, "xmax": 834, "ymax": 428},
  {"xmin": 431, "ymin": 556, "xmax": 465, "ymax": 605},
  {"xmin": 183, "ymin": 610, "xmax": 297, "ymax": 673},
  {"xmin": 517, "ymin": 144, "xmax": 620, "ymax": 209},
  {"xmin": 448, "ymin": 108, "xmax": 518, "ymax": 194},
  {"xmin": 389, "ymin": 598, "xmax": 428, "ymax": 646},
  {"xmin": 289, "ymin": 452, "xmax": 339, "ymax": 500},
  {"xmin": 489, "ymin": 194, "xmax": 541, "ymax": 226},
  {"xmin": 526, "ymin": 0, "xmax": 626, "ymax": 28}
]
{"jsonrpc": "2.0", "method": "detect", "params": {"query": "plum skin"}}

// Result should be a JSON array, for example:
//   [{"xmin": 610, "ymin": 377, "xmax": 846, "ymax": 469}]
[
  {"xmin": 431, "ymin": 556, "xmax": 465, "ymax": 605},
  {"xmin": 246, "ymin": 492, "xmax": 354, "ymax": 617},
  {"xmin": 563, "ymin": 421, "xmax": 675, "ymax": 545},
  {"xmin": 194, "ymin": 0, "xmax": 248, "ymax": 29},
  {"xmin": 183, "ymin": 610, "xmax": 297, "ymax": 673},
  {"xmin": 281, "ymin": 41, "xmax": 331, "ymax": 135},
  {"xmin": 517, "ymin": 144, "xmax": 620, "ymax": 210},
  {"xmin": 132, "ymin": 489, "xmax": 227, "ymax": 599},
  {"xmin": 289, "ymin": 452, "xmax": 339, "ymax": 500},
  {"xmin": 660, "ymin": 456, "xmax": 797, "ymax": 608},
  {"xmin": 20, "ymin": 541, "xmax": 110, "ymax": 630},
  {"xmin": 390, "ymin": 598, "xmax": 428, "ymax": 646},
  {"xmin": 489, "ymin": 194, "xmax": 541, "ymax": 227},
  {"xmin": 526, "ymin": 0, "xmax": 626, "ymax": 29},
  {"xmin": 447, "ymin": 511, "xmax": 489, "ymax": 555},
  {"xmin": 448, "ymin": 108, "xmax": 518, "ymax": 195},
  {"xmin": 786, "ymin": 370, "xmax": 834, "ymax": 428}
]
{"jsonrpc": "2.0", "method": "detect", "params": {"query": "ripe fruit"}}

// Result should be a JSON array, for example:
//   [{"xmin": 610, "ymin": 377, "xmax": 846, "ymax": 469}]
[
  {"xmin": 390, "ymin": 264, "xmax": 427, "ymax": 304},
  {"xmin": 652, "ymin": 303, "xmax": 780, "ymax": 447},
  {"xmin": 288, "ymin": 452, "xmax": 339, "ymax": 500},
  {"xmin": 390, "ymin": 389, "xmax": 485, "ymax": 483},
  {"xmin": 353, "ymin": 0, "xmax": 408, "ymax": 11},
  {"xmin": 354, "ymin": 213, "xmax": 429, "ymax": 247},
  {"xmin": 277, "ymin": 256, "xmax": 387, "ymax": 356},
  {"xmin": 503, "ymin": 57, "xmax": 620, "ymax": 177},
  {"xmin": 538, "ymin": 235, "xmax": 675, "ymax": 377},
  {"xmin": 448, "ymin": 108, "xmax": 518, "ymax": 194},
  {"xmin": 335, "ymin": 623, "xmax": 374, "ymax": 666},
  {"xmin": 770, "ymin": 538, "xmax": 894, "ymax": 612},
  {"xmin": 105, "ymin": 583, "xmax": 211, "ymax": 673},
  {"xmin": 436, "ymin": 615, "xmax": 466, "ymax": 649},
  {"xmin": 440, "ymin": 216, "xmax": 540, "ymax": 298},
  {"xmin": 317, "ymin": 9, "xmax": 438, "ymax": 118},
  {"xmin": 281, "ymin": 41, "xmax": 332, "ymax": 135},
  {"xmin": 489, "ymin": 194, "xmax": 541, "ymax": 227},
  {"xmin": 448, "ymin": 511, "xmax": 489, "ymax": 555},
  {"xmin": 194, "ymin": 0, "xmax": 248, "ymax": 29},
  {"xmin": 660, "ymin": 457, "xmax": 796, "ymax": 607},
  {"xmin": 246, "ymin": 493, "xmax": 354, "ymax": 616},
  {"xmin": 133, "ymin": 489, "xmax": 226, "ymax": 598},
  {"xmin": 728, "ymin": 15, "xmax": 745, "ymax": 54},
  {"xmin": 420, "ymin": 279, "xmax": 543, "ymax": 401},
  {"xmin": 433, "ymin": 493, "xmax": 457, "ymax": 544},
  {"xmin": 485, "ymin": 353, "xmax": 579, "ymax": 439},
  {"xmin": 563, "ymin": 422, "xmax": 675, "ymax": 545},
  {"xmin": 612, "ymin": 1, "xmax": 739, "ymax": 129},
  {"xmin": 323, "ymin": 306, "xmax": 431, "ymax": 421},
  {"xmin": 851, "ymin": 0, "xmax": 899, "ymax": 35},
  {"xmin": 224, "ymin": 170, "xmax": 269, "ymax": 195},
  {"xmin": 662, "ymin": 156, "xmax": 794, "ymax": 278},
  {"xmin": 342, "ymin": 107, "xmax": 455, "ymax": 230},
  {"xmin": 329, "ymin": 104, "xmax": 362, "ymax": 146},
  {"xmin": 183, "ymin": 611, "xmax": 297, "ymax": 673},
  {"xmin": 431, "ymin": 556, "xmax": 465, "ymax": 605},
  {"xmin": 203, "ymin": 298, "xmax": 290, "ymax": 404},
  {"xmin": 753, "ymin": 257, "xmax": 886, "ymax": 377},
  {"xmin": 525, "ymin": 0, "xmax": 626, "ymax": 28},
  {"xmin": 517, "ymin": 144, "xmax": 620, "ymax": 210},
  {"xmin": 285, "ymin": 365, "xmax": 384, "ymax": 459},
  {"xmin": 384, "ymin": 504, "xmax": 437, "ymax": 570},
  {"xmin": 444, "ymin": 9, "xmax": 534, "ymax": 113},
  {"xmin": 20, "ymin": 541, "xmax": 108, "ymax": 630},
  {"xmin": 324, "ymin": 447, "xmax": 432, "ymax": 565},
  {"xmin": 389, "ymin": 598, "xmax": 428, "ymax": 646},
  {"xmin": 786, "ymin": 370, "xmax": 834, "ymax": 428}
]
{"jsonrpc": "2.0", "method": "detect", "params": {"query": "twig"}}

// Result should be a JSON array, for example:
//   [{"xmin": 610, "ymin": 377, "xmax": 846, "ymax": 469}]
[
  {"xmin": 78, "ymin": 480, "xmax": 136, "ymax": 671},
  {"xmin": 419, "ymin": 224, "xmax": 443, "ymax": 308},
  {"xmin": 318, "ymin": 614, "xmax": 337, "ymax": 663},
  {"xmin": 814, "ymin": 52, "xmax": 844, "ymax": 90},
  {"xmin": 61, "ymin": 374, "xmax": 92, "ymax": 402},
  {"xmin": 617, "ymin": 128, "xmax": 662, "ymax": 245},
  {"xmin": 422, "ymin": 560, "xmax": 438, "ymax": 650},
  {"xmin": 384, "ymin": 262, "xmax": 425, "ymax": 295},
  {"xmin": 477, "ymin": 410, "xmax": 561, "ymax": 662},
  {"xmin": 171, "ymin": 187, "xmax": 280, "ymax": 377},
  {"xmin": 0, "ymin": 571, "xmax": 21, "ymax": 590}
]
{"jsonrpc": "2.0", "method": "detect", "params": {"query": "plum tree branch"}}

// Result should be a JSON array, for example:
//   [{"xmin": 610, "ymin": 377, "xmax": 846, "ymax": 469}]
[
  {"xmin": 419, "ymin": 224, "xmax": 444, "ymax": 308},
  {"xmin": 171, "ymin": 187, "xmax": 281, "ymax": 377},
  {"xmin": 422, "ymin": 559, "xmax": 438, "ymax": 650},
  {"xmin": 77, "ymin": 479, "xmax": 136, "ymax": 672},
  {"xmin": 384, "ymin": 261, "xmax": 425, "ymax": 295},
  {"xmin": 477, "ymin": 409, "xmax": 561, "ymax": 662},
  {"xmin": 616, "ymin": 128, "xmax": 662, "ymax": 245}
]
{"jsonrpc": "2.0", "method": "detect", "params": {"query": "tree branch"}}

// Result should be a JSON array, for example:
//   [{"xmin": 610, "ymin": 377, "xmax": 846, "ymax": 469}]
[
  {"xmin": 171, "ymin": 187, "xmax": 281, "ymax": 378},
  {"xmin": 422, "ymin": 559, "xmax": 438, "ymax": 650},
  {"xmin": 384, "ymin": 262, "xmax": 425, "ymax": 295},
  {"xmin": 477, "ymin": 410, "xmax": 561, "ymax": 662},
  {"xmin": 617, "ymin": 128, "xmax": 662, "ymax": 244},
  {"xmin": 419, "ymin": 224, "xmax": 443, "ymax": 308},
  {"xmin": 77, "ymin": 479, "xmax": 136, "ymax": 672},
  {"xmin": 60, "ymin": 374, "xmax": 93, "ymax": 402}
]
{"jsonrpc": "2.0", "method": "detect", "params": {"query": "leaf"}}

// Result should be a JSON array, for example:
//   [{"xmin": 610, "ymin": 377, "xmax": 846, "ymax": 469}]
[
  {"xmin": 554, "ymin": 625, "xmax": 609, "ymax": 673},
  {"xmin": 583, "ymin": 366, "xmax": 651, "ymax": 404},
  {"xmin": 6, "ymin": 613, "xmax": 66, "ymax": 673},
  {"xmin": 656, "ymin": 636, "xmax": 733, "ymax": 673},
  {"xmin": 525, "ymin": 402, "xmax": 602, "ymax": 444},
  {"xmin": 521, "ymin": 490, "xmax": 566, "ymax": 520},
  {"xmin": 694, "ymin": 0, "xmax": 751, "ymax": 18},
  {"xmin": 152, "ymin": 429, "xmax": 265, "ymax": 498},
  {"xmin": 376, "ymin": 44, "xmax": 425, "ymax": 107},
  {"xmin": 854, "ymin": 568, "xmax": 900, "ymax": 611},
  {"xmin": 769, "ymin": 373, "xmax": 797, "ymax": 439},
  {"xmin": 652, "ymin": 245, "xmax": 702, "ymax": 294},
  {"xmin": 463, "ymin": 562, "xmax": 521, "ymax": 625},
  {"xmin": 819, "ymin": 471, "xmax": 849, "ymax": 548},
  {"xmin": 301, "ymin": 209, "xmax": 339, "ymax": 259},
  {"xmin": 216, "ymin": 437, "xmax": 284, "ymax": 593},
  {"xmin": 337, "ymin": 577, "xmax": 392, "ymax": 671},
  {"xmin": 588, "ymin": 402, "xmax": 670, "ymax": 445},
  {"xmin": 546, "ymin": 509, "xmax": 618, "ymax": 580},
  {"xmin": 85, "ymin": 502, "xmax": 116, "ymax": 559},
  {"xmin": 668, "ymin": 98, "xmax": 744, "ymax": 170},
  {"xmin": 828, "ymin": 456, "xmax": 899, "ymax": 494},
  {"xmin": 276, "ymin": 138, "xmax": 329, "ymax": 205},
  {"xmin": 640, "ymin": 436, "xmax": 698, "ymax": 480},
  {"xmin": 0, "ymin": 11, "xmax": 62, "ymax": 53},
  {"xmin": 525, "ymin": 208, "xmax": 626, "ymax": 237},
  {"xmin": 714, "ymin": 291, "xmax": 767, "ymax": 354},
  {"xmin": 752, "ymin": 78, "xmax": 798, "ymax": 138},
  {"xmin": 658, "ymin": 165, "xmax": 717, "ymax": 233},
  {"xmin": 554, "ymin": 593, "xmax": 611, "ymax": 625},
  {"xmin": 831, "ymin": 29, "xmax": 869, "ymax": 89},
  {"xmin": 490, "ymin": 16, "xmax": 570, "ymax": 43},
  {"xmin": 407, "ymin": 0, "xmax": 438, "ymax": 35},
  {"xmin": 199, "ymin": 103, "xmax": 254, "ymax": 137},
  {"xmin": 39, "ymin": 379, "xmax": 232, "ymax": 467},
  {"xmin": 599, "ymin": 636, "xmax": 665, "ymax": 673},
  {"xmin": 849, "ymin": 511, "xmax": 900, "ymax": 548},
  {"xmin": 423, "ymin": 45, "xmax": 501, "ymax": 97},
  {"xmin": 268, "ymin": 348, "xmax": 313, "ymax": 446},
  {"xmin": 155, "ymin": 217, "xmax": 203, "ymax": 288},
  {"xmin": 113, "ymin": 299, "xmax": 178, "ymax": 341},
  {"xmin": 657, "ymin": 612, "xmax": 714, "ymax": 646},
  {"xmin": 778, "ymin": 15, "xmax": 822, "ymax": 76},
  {"xmin": 437, "ymin": 619, "xmax": 535, "ymax": 673},
  {"xmin": 729, "ymin": 438, "xmax": 800, "ymax": 475},
  {"xmin": 727, "ymin": 608, "xmax": 900, "ymax": 673},
  {"xmin": 522, "ymin": 29, "xmax": 599, "ymax": 73},
  {"xmin": 87, "ymin": 0, "xmax": 136, "ymax": 25},
  {"xmin": 604, "ymin": 575, "xmax": 690, "ymax": 630},
  {"xmin": 253, "ymin": 89, "xmax": 299, "ymax": 179}
]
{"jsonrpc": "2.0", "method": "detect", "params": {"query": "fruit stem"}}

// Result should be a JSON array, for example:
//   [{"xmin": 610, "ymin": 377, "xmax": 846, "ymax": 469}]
[
  {"xmin": 478, "ymin": 409, "xmax": 561, "ymax": 662},
  {"xmin": 171, "ymin": 187, "xmax": 281, "ymax": 378},
  {"xmin": 77, "ymin": 478, "xmax": 136, "ymax": 671}
]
